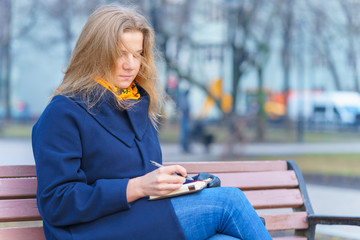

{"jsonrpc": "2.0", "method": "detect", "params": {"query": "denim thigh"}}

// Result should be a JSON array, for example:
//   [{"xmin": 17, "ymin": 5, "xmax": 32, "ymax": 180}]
[{"xmin": 170, "ymin": 187, "xmax": 272, "ymax": 240}]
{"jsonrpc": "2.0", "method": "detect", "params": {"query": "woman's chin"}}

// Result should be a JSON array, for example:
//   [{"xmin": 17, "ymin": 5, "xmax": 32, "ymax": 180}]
[{"xmin": 114, "ymin": 80, "xmax": 133, "ymax": 89}]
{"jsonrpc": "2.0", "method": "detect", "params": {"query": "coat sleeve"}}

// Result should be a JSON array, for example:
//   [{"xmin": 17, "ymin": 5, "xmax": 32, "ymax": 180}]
[{"xmin": 32, "ymin": 95, "xmax": 131, "ymax": 227}]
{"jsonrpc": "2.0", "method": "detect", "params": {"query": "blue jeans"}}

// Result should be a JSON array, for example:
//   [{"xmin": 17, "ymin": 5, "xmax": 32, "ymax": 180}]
[{"xmin": 170, "ymin": 187, "xmax": 272, "ymax": 240}]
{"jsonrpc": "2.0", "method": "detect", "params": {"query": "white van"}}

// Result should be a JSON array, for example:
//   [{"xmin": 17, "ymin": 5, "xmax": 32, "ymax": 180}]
[{"xmin": 287, "ymin": 91, "xmax": 360, "ymax": 126}]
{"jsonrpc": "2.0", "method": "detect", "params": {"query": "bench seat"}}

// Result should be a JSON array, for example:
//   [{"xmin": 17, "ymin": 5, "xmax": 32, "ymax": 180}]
[
  {"xmin": 166, "ymin": 160, "xmax": 360, "ymax": 239},
  {"xmin": 1, "ymin": 161, "xmax": 359, "ymax": 239}
]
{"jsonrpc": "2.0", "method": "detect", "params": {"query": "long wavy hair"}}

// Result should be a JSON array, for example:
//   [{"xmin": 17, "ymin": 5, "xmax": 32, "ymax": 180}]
[{"xmin": 52, "ymin": 5, "xmax": 164, "ymax": 127}]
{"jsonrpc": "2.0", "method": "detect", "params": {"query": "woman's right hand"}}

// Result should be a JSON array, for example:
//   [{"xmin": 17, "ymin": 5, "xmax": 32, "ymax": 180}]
[{"xmin": 126, "ymin": 165, "xmax": 187, "ymax": 203}]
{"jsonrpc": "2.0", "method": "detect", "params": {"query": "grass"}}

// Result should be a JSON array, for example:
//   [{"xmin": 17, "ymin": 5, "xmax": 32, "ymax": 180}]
[
  {"xmin": 0, "ymin": 122, "xmax": 34, "ymax": 138},
  {"xmin": 251, "ymin": 154, "xmax": 360, "ymax": 177},
  {"xmin": 315, "ymin": 235, "xmax": 353, "ymax": 240},
  {"xmin": 0, "ymin": 221, "xmax": 42, "ymax": 228},
  {"xmin": 158, "ymin": 121, "xmax": 360, "ymax": 143},
  {"xmin": 2, "ymin": 119, "xmax": 359, "ymax": 143},
  {"xmin": 261, "ymin": 127, "xmax": 360, "ymax": 143}
]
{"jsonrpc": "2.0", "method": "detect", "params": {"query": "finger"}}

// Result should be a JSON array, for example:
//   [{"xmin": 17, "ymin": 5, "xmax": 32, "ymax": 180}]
[
  {"xmin": 156, "ymin": 172, "xmax": 186, "ymax": 184},
  {"xmin": 161, "ymin": 165, "xmax": 188, "ymax": 178},
  {"xmin": 156, "ymin": 183, "xmax": 184, "ymax": 196},
  {"xmin": 170, "ymin": 174, "xmax": 186, "ymax": 184}
]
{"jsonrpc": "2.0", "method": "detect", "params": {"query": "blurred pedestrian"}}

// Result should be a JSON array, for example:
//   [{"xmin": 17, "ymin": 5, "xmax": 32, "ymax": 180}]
[{"xmin": 178, "ymin": 86, "xmax": 191, "ymax": 152}]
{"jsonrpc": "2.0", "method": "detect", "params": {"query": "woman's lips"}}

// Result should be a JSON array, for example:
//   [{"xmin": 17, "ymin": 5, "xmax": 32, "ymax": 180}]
[{"xmin": 119, "ymin": 75, "xmax": 132, "ymax": 79}]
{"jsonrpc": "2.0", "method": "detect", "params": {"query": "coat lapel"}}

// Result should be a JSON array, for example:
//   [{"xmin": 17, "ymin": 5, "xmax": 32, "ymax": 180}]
[
  {"xmin": 69, "ymin": 89, "xmax": 151, "ymax": 147},
  {"xmin": 126, "ymin": 95, "xmax": 150, "ymax": 141}
]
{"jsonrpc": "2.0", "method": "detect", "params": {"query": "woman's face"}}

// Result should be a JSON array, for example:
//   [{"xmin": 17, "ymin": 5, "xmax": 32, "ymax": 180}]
[{"xmin": 110, "ymin": 31, "xmax": 143, "ymax": 89}]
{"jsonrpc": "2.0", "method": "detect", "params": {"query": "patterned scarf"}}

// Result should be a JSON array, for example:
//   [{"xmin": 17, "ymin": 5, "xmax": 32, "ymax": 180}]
[{"xmin": 95, "ymin": 79, "xmax": 140, "ymax": 100}]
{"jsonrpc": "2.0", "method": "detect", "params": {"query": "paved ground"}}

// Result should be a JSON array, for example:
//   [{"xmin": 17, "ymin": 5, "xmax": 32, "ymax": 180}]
[
  {"xmin": 307, "ymin": 185, "xmax": 360, "ymax": 239},
  {"xmin": 1, "ymin": 139, "xmax": 360, "ymax": 239}
]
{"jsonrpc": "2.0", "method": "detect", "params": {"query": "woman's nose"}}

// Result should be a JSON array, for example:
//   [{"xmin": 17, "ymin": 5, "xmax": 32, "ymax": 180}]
[{"xmin": 123, "ymin": 55, "xmax": 136, "ymax": 70}]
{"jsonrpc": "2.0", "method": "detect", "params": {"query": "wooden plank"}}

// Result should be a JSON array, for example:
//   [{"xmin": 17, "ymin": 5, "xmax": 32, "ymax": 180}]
[
  {"xmin": 0, "ymin": 226, "xmax": 45, "ymax": 240},
  {"xmin": 0, "ymin": 178, "xmax": 37, "ymax": 199},
  {"xmin": 215, "ymin": 171, "xmax": 298, "ymax": 190},
  {"xmin": 244, "ymin": 189, "xmax": 304, "ymax": 209},
  {"xmin": 0, "ymin": 199, "xmax": 41, "ymax": 222},
  {"xmin": 0, "ymin": 166, "xmax": 37, "ymax": 178},
  {"xmin": 165, "ymin": 161, "xmax": 288, "ymax": 173},
  {"xmin": 260, "ymin": 212, "xmax": 308, "ymax": 231}
]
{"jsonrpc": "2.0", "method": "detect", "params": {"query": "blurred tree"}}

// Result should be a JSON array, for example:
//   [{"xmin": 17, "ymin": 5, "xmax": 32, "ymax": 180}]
[
  {"xmin": 152, "ymin": 0, "xmax": 282, "ymax": 143},
  {"xmin": 5, "ymin": 0, "xmax": 360, "ymax": 136},
  {"xmin": 39, "ymin": 0, "xmax": 101, "ymax": 64},
  {"xmin": 280, "ymin": 0, "xmax": 295, "ymax": 130},
  {"xmin": 339, "ymin": 0, "xmax": 360, "ymax": 92},
  {"xmin": 0, "ymin": 0, "xmax": 12, "ymax": 121},
  {"xmin": 307, "ymin": 0, "xmax": 342, "ymax": 90},
  {"xmin": 0, "ymin": 0, "xmax": 39, "ymax": 121},
  {"xmin": 249, "ymin": 0, "xmax": 280, "ymax": 141}
]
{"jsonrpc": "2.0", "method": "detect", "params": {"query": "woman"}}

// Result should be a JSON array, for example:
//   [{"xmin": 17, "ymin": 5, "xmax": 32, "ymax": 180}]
[{"xmin": 32, "ymin": 5, "xmax": 272, "ymax": 240}]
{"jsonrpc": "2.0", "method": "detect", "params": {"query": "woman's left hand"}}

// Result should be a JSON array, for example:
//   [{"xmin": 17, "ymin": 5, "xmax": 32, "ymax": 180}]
[{"xmin": 192, "ymin": 172, "xmax": 221, "ymax": 188}]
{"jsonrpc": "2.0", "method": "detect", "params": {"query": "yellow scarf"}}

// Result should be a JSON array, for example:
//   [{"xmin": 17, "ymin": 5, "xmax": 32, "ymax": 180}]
[{"xmin": 95, "ymin": 79, "xmax": 140, "ymax": 100}]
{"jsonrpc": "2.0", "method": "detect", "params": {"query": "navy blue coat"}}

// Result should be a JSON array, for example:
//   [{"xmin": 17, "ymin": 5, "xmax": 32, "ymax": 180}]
[{"xmin": 32, "ymin": 90, "xmax": 186, "ymax": 240}]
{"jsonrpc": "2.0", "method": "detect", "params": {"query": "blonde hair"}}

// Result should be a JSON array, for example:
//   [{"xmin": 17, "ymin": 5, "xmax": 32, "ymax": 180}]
[{"xmin": 53, "ymin": 5, "xmax": 164, "ymax": 126}]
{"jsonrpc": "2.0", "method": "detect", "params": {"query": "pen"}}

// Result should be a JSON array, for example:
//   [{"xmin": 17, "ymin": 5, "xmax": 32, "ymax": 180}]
[{"xmin": 149, "ymin": 160, "xmax": 194, "ymax": 181}]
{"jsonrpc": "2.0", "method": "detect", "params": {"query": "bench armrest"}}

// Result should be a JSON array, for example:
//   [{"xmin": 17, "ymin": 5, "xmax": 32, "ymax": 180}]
[
  {"xmin": 308, "ymin": 214, "xmax": 360, "ymax": 226},
  {"xmin": 307, "ymin": 215, "xmax": 360, "ymax": 240}
]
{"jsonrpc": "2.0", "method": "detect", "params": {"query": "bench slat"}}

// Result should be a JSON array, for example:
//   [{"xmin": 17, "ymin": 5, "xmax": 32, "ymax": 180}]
[
  {"xmin": 244, "ymin": 189, "xmax": 304, "ymax": 209},
  {"xmin": 0, "ymin": 166, "xmax": 37, "ymax": 178},
  {"xmin": 215, "ymin": 171, "xmax": 298, "ymax": 190},
  {"xmin": 0, "ymin": 226, "xmax": 45, "ymax": 240},
  {"xmin": 260, "ymin": 212, "xmax": 308, "ymax": 231},
  {"xmin": 0, "ymin": 199, "xmax": 41, "ymax": 222},
  {"xmin": 0, "ymin": 178, "xmax": 37, "ymax": 199},
  {"xmin": 165, "ymin": 161, "xmax": 288, "ymax": 173}
]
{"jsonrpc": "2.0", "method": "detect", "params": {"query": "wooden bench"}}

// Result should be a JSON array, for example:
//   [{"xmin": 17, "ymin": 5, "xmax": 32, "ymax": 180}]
[
  {"xmin": 1, "ymin": 161, "xmax": 359, "ymax": 239},
  {"xmin": 0, "ymin": 165, "xmax": 44, "ymax": 240},
  {"xmin": 166, "ymin": 160, "xmax": 360, "ymax": 239}
]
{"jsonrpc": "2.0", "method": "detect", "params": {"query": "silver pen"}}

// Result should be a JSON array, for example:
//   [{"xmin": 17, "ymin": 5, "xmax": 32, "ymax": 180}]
[{"xmin": 149, "ymin": 160, "xmax": 194, "ymax": 181}]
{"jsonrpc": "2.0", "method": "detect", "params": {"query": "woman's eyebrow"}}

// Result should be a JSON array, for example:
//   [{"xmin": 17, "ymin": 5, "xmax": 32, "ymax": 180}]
[{"xmin": 120, "ymin": 49, "xmax": 143, "ymax": 54}]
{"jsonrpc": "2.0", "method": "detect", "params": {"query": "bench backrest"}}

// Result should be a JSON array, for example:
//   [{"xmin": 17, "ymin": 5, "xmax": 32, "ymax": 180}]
[
  {"xmin": 0, "ymin": 165, "xmax": 45, "ymax": 240},
  {"xmin": 0, "ymin": 160, "xmax": 313, "ymax": 239},
  {"xmin": 167, "ymin": 160, "xmax": 313, "ymax": 239}
]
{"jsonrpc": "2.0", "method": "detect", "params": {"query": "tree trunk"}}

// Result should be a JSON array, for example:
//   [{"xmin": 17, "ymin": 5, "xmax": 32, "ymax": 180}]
[
  {"xmin": 323, "ymin": 38, "xmax": 342, "ymax": 91},
  {"xmin": 257, "ymin": 67, "xmax": 266, "ymax": 141},
  {"xmin": 231, "ymin": 47, "xmax": 242, "ymax": 113},
  {"xmin": 281, "ymin": 0, "xmax": 294, "ymax": 130},
  {"xmin": 340, "ymin": 0, "xmax": 360, "ymax": 92},
  {"xmin": 62, "ymin": 0, "xmax": 73, "ymax": 64},
  {"xmin": 0, "ymin": 0, "xmax": 12, "ymax": 121},
  {"xmin": 349, "ymin": 38, "xmax": 360, "ymax": 92}
]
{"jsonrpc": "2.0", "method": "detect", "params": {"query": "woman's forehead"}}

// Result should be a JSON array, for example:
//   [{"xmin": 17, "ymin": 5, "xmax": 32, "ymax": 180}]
[{"xmin": 119, "ymin": 31, "xmax": 144, "ymax": 51}]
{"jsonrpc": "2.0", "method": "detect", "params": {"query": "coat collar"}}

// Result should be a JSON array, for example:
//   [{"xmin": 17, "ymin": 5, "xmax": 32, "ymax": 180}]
[{"xmin": 70, "ymin": 89, "xmax": 151, "ymax": 147}]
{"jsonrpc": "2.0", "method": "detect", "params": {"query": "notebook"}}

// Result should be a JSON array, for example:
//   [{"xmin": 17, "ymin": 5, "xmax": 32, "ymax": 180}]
[{"xmin": 149, "ymin": 178, "xmax": 212, "ymax": 200}]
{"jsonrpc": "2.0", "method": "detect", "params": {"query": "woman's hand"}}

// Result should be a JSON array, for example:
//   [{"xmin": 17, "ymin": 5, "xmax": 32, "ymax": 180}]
[{"xmin": 126, "ymin": 165, "xmax": 187, "ymax": 203}]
